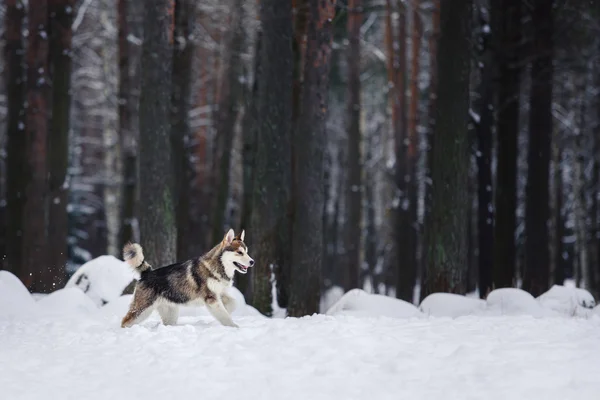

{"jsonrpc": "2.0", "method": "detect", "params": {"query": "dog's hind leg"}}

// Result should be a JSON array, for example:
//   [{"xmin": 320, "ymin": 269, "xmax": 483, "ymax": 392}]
[
  {"xmin": 157, "ymin": 304, "xmax": 179, "ymax": 326},
  {"xmin": 121, "ymin": 286, "xmax": 156, "ymax": 328},
  {"xmin": 206, "ymin": 297, "xmax": 238, "ymax": 328}
]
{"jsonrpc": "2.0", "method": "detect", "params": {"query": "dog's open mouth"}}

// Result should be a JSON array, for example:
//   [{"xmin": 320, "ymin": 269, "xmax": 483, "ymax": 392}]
[{"xmin": 233, "ymin": 262, "xmax": 248, "ymax": 273}]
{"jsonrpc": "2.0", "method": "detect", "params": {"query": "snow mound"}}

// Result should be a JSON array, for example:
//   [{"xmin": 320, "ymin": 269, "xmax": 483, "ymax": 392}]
[
  {"xmin": 320, "ymin": 286, "xmax": 344, "ymax": 313},
  {"xmin": 98, "ymin": 294, "xmax": 133, "ymax": 318},
  {"xmin": 65, "ymin": 255, "xmax": 137, "ymax": 306},
  {"xmin": 0, "ymin": 271, "xmax": 37, "ymax": 318},
  {"xmin": 326, "ymin": 288, "xmax": 423, "ymax": 318},
  {"xmin": 537, "ymin": 285, "xmax": 596, "ymax": 317},
  {"xmin": 486, "ymin": 288, "xmax": 556, "ymax": 317},
  {"xmin": 37, "ymin": 288, "xmax": 99, "ymax": 316},
  {"xmin": 419, "ymin": 293, "xmax": 486, "ymax": 318}
]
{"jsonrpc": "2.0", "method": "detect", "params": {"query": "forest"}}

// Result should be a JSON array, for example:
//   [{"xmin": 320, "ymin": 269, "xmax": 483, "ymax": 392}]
[{"xmin": 1, "ymin": 0, "xmax": 599, "ymax": 316}]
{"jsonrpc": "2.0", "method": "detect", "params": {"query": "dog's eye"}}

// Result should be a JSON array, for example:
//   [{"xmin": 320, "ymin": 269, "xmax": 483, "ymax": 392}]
[{"xmin": 237, "ymin": 251, "xmax": 243, "ymax": 256}]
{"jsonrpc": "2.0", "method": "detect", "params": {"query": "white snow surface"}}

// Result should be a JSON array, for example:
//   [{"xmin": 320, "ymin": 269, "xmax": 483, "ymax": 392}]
[
  {"xmin": 420, "ymin": 292, "xmax": 486, "ymax": 317},
  {"xmin": 537, "ymin": 285, "xmax": 596, "ymax": 317},
  {"xmin": 65, "ymin": 255, "xmax": 137, "ymax": 306},
  {"xmin": 2, "ymin": 272, "xmax": 600, "ymax": 399},
  {"xmin": 486, "ymin": 288, "xmax": 556, "ymax": 317},
  {"xmin": 325, "ymin": 288, "xmax": 423, "ymax": 318}
]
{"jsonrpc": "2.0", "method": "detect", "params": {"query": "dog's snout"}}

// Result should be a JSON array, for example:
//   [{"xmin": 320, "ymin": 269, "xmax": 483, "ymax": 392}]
[{"xmin": 249, "ymin": 259, "xmax": 255, "ymax": 266}]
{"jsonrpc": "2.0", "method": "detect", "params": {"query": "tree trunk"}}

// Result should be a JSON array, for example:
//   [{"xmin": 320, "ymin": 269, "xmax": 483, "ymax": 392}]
[
  {"xmin": 22, "ymin": 1, "xmax": 52, "ymax": 292},
  {"xmin": 238, "ymin": 29, "xmax": 262, "ymax": 299},
  {"xmin": 420, "ymin": 0, "xmax": 439, "ymax": 300},
  {"xmin": 523, "ymin": 0, "xmax": 553, "ymax": 297},
  {"xmin": 171, "ymin": 0, "xmax": 196, "ymax": 261},
  {"xmin": 139, "ymin": 0, "xmax": 176, "ymax": 267},
  {"xmin": 288, "ymin": 0, "xmax": 335, "ymax": 316},
  {"xmin": 210, "ymin": 1, "xmax": 245, "ymax": 245},
  {"xmin": 344, "ymin": 0, "xmax": 362, "ymax": 291},
  {"xmin": 422, "ymin": 0, "xmax": 472, "ymax": 296},
  {"xmin": 475, "ymin": 6, "xmax": 494, "ymax": 298},
  {"xmin": 46, "ymin": 0, "xmax": 75, "ymax": 286},
  {"xmin": 553, "ymin": 141, "xmax": 564, "ymax": 286},
  {"xmin": 493, "ymin": 0, "xmax": 521, "ymax": 289},
  {"xmin": 118, "ymin": 0, "xmax": 140, "ymax": 248},
  {"xmin": 4, "ymin": 0, "xmax": 26, "ymax": 276},
  {"xmin": 397, "ymin": 0, "xmax": 421, "ymax": 302},
  {"xmin": 250, "ymin": 0, "xmax": 293, "ymax": 316}
]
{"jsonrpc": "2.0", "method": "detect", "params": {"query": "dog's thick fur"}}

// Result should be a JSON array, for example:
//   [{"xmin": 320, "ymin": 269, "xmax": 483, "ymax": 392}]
[{"xmin": 121, "ymin": 229, "xmax": 253, "ymax": 328}]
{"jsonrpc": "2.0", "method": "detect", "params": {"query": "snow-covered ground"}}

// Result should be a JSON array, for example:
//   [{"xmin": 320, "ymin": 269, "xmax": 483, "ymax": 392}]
[{"xmin": 1, "ymin": 264, "xmax": 600, "ymax": 400}]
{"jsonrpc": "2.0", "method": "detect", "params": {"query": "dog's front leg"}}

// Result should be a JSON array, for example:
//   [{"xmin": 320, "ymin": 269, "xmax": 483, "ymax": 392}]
[
  {"xmin": 206, "ymin": 297, "xmax": 239, "ymax": 328},
  {"xmin": 221, "ymin": 292, "xmax": 237, "ymax": 314}
]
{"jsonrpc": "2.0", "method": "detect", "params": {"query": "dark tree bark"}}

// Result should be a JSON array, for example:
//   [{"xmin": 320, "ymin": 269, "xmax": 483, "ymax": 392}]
[
  {"xmin": 553, "ymin": 142, "xmax": 564, "ymax": 286},
  {"xmin": 474, "ymin": 6, "xmax": 494, "ymax": 298},
  {"xmin": 422, "ymin": 0, "xmax": 472, "ymax": 296},
  {"xmin": 420, "ymin": 0, "xmax": 439, "ymax": 301},
  {"xmin": 171, "ymin": 0, "xmax": 196, "ymax": 261},
  {"xmin": 288, "ymin": 0, "xmax": 336, "ymax": 316},
  {"xmin": 250, "ymin": 0, "xmax": 293, "ymax": 316},
  {"xmin": 47, "ymin": 0, "xmax": 75, "ymax": 287},
  {"xmin": 118, "ymin": 0, "xmax": 138, "ymax": 248},
  {"xmin": 238, "ymin": 29, "xmax": 262, "ymax": 299},
  {"xmin": 139, "ymin": 0, "xmax": 176, "ymax": 266},
  {"xmin": 493, "ymin": 0, "xmax": 521, "ymax": 289},
  {"xmin": 4, "ymin": 0, "xmax": 26, "ymax": 276},
  {"xmin": 22, "ymin": 0, "xmax": 52, "ymax": 292},
  {"xmin": 396, "ymin": 0, "xmax": 421, "ymax": 302},
  {"xmin": 210, "ymin": 1, "xmax": 245, "ymax": 245},
  {"xmin": 343, "ymin": 0, "xmax": 362, "ymax": 291},
  {"xmin": 522, "ymin": 0, "xmax": 553, "ymax": 297}
]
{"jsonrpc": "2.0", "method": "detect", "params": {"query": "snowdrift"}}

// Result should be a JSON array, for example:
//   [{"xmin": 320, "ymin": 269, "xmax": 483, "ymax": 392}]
[
  {"xmin": 486, "ymin": 288, "xmax": 556, "ymax": 317},
  {"xmin": 419, "ymin": 293, "xmax": 486, "ymax": 317},
  {"xmin": 0, "ymin": 270, "xmax": 38, "ymax": 318},
  {"xmin": 325, "ymin": 289, "xmax": 424, "ymax": 318},
  {"xmin": 537, "ymin": 285, "xmax": 595, "ymax": 317},
  {"xmin": 65, "ymin": 255, "xmax": 137, "ymax": 306}
]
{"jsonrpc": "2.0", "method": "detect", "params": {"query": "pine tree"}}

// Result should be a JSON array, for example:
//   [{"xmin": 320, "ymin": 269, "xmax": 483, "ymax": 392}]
[
  {"xmin": 523, "ymin": 0, "xmax": 554, "ymax": 297},
  {"xmin": 138, "ymin": 0, "xmax": 176, "ymax": 266},
  {"xmin": 288, "ymin": 0, "xmax": 336, "ymax": 316},
  {"xmin": 423, "ymin": 0, "xmax": 472, "ymax": 296}
]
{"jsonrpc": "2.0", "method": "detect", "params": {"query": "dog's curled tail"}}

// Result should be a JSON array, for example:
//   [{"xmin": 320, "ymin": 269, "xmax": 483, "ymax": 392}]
[{"xmin": 123, "ymin": 243, "xmax": 151, "ymax": 272}]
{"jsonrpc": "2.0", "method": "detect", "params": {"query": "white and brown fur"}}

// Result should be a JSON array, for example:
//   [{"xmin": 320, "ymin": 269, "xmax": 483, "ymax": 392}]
[{"xmin": 121, "ymin": 229, "xmax": 253, "ymax": 328}]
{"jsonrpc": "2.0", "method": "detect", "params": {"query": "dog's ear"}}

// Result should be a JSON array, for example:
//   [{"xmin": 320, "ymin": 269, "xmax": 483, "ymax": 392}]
[
  {"xmin": 223, "ymin": 229, "xmax": 235, "ymax": 245},
  {"xmin": 239, "ymin": 229, "xmax": 245, "ymax": 242}
]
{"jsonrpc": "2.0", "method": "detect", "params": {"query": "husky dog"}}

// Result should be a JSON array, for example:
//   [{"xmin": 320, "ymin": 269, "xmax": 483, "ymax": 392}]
[{"xmin": 121, "ymin": 229, "xmax": 254, "ymax": 328}]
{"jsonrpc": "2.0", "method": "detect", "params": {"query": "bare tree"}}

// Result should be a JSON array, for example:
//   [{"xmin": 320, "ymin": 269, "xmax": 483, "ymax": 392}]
[
  {"xmin": 47, "ymin": 0, "xmax": 75, "ymax": 285},
  {"xmin": 288, "ymin": 0, "xmax": 336, "ymax": 316},
  {"xmin": 423, "ymin": 0, "xmax": 472, "ymax": 296},
  {"xmin": 523, "ymin": 0, "xmax": 554, "ymax": 297},
  {"xmin": 250, "ymin": 0, "xmax": 293, "ymax": 315},
  {"xmin": 138, "ymin": 0, "xmax": 176, "ymax": 266},
  {"xmin": 344, "ymin": 0, "xmax": 362, "ymax": 290},
  {"xmin": 493, "ymin": 0, "xmax": 521, "ymax": 289},
  {"xmin": 474, "ymin": 4, "xmax": 494, "ymax": 297},
  {"xmin": 22, "ymin": 0, "xmax": 52, "ymax": 291},
  {"xmin": 171, "ymin": 0, "xmax": 196, "ymax": 260},
  {"xmin": 4, "ymin": 0, "xmax": 26, "ymax": 276}
]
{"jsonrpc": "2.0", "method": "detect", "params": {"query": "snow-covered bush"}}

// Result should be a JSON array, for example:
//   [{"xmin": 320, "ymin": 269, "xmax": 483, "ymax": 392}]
[
  {"xmin": 65, "ymin": 255, "xmax": 137, "ymax": 306},
  {"xmin": 486, "ymin": 288, "xmax": 555, "ymax": 317},
  {"xmin": 419, "ymin": 293, "xmax": 486, "ymax": 318},
  {"xmin": 325, "ymin": 288, "xmax": 423, "ymax": 318}
]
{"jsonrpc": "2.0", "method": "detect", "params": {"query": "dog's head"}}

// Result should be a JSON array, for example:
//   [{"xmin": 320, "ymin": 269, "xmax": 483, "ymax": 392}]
[{"xmin": 221, "ymin": 229, "xmax": 254, "ymax": 275}]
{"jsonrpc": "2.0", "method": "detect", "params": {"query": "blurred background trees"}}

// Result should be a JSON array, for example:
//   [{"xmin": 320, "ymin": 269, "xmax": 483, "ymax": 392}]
[{"xmin": 1, "ymin": 0, "xmax": 600, "ymax": 309}]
